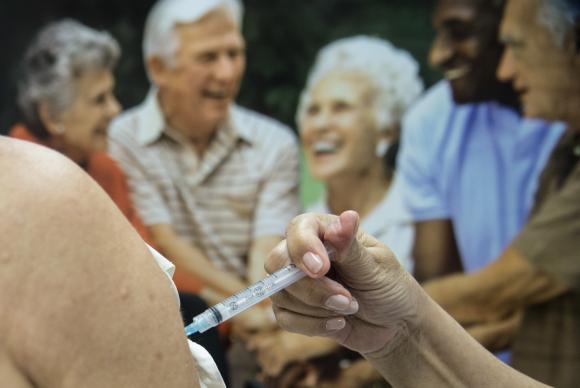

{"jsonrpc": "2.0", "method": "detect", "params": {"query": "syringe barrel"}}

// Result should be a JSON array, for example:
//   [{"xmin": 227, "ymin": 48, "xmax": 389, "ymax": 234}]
[
  {"xmin": 188, "ymin": 264, "xmax": 306, "ymax": 334},
  {"xmin": 212, "ymin": 264, "xmax": 306, "ymax": 322}
]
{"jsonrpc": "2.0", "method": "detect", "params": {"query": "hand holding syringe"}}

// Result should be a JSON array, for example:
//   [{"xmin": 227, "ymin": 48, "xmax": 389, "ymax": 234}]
[{"xmin": 185, "ymin": 245, "xmax": 335, "ymax": 336}]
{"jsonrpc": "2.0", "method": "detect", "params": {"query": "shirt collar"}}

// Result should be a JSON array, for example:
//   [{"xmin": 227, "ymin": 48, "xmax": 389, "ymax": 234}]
[
  {"xmin": 136, "ymin": 88, "xmax": 254, "ymax": 147},
  {"xmin": 359, "ymin": 178, "xmax": 413, "ymax": 236}
]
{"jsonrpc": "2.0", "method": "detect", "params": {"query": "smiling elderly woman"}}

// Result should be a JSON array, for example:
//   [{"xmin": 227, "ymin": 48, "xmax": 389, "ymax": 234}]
[
  {"xmin": 249, "ymin": 36, "xmax": 424, "ymax": 388},
  {"xmin": 299, "ymin": 35, "xmax": 423, "ymax": 272},
  {"xmin": 10, "ymin": 19, "xmax": 150, "ymax": 240}
]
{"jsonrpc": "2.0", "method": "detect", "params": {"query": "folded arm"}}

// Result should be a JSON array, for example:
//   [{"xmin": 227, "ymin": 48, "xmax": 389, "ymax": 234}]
[{"xmin": 424, "ymin": 245, "xmax": 569, "ymax": 325}]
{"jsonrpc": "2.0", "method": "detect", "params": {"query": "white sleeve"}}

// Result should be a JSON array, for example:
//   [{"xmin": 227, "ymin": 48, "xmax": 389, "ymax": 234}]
[
  {"xmin": 187, "ymin": 340, "xmax": 226, "ymax": 388},
  {"xmin": 147, "ymin": 245, "xmax": 226, "ymax": 387}
]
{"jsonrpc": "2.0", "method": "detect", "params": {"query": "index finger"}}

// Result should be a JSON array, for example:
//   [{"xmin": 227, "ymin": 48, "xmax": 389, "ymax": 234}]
[{"xmin": 284, "ymin": 212, "xmax": 339, "ymax": 277}]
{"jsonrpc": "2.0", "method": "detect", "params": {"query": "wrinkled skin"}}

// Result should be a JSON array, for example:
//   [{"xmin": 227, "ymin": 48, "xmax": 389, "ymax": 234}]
[{"xmin": 266, "ymin": 211, "xmax": 424, "ymax": 358}]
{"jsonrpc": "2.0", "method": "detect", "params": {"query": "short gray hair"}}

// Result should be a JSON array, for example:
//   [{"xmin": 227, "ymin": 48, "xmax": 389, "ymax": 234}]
[
  {"xmin": 18, "ymin": 19, "xmax": 120, "ymax": 138},
  {"xmin": 143, "ymin": 0, "xmax": 243, "ymax": 67},
  {"xmin": 538, "ymin": 0, "xmax": 580, "ymax": 47},
  {"xmin": 297, "ymin": 35, "xmax": 424, "ymax": 132}
]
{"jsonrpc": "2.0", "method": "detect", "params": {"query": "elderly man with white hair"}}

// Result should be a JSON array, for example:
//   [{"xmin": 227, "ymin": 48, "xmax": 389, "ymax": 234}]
[{"xmin": 108, "ymin": 0, "xmax": 299, "ymax": 336}]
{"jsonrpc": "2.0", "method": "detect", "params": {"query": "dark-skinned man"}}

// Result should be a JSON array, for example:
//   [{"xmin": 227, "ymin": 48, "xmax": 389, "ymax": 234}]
[{"xmin": 396, "ymin": 0, "xmax": 564, "ymax": 356}]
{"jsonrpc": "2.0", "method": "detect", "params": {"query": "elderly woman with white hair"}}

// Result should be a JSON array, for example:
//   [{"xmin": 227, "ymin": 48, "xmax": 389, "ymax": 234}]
[
  {"xmin": 299, "ymin": 35, "xmax": 423, "ymax": 272},
  {"xmin": 249, "ymin": 35, "xmax": 423, "ymax": 388}
]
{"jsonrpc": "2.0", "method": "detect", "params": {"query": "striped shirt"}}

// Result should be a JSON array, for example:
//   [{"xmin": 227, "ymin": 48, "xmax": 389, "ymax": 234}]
[{"xmin": 108, "ymin": 89, "xmax": 300, "ymax": 277}]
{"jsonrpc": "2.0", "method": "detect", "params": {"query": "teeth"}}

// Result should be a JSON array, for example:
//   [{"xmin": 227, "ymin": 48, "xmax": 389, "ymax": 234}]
[
  {"xmin": 313, "ymin": 141, "xmax": 338, "ymax": 153},
  {"xmin": 445, "ymin": 67, "xmax": 470, "ymax": 80}
]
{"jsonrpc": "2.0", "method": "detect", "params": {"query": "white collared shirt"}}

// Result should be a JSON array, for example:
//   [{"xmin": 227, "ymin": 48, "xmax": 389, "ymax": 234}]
[
  {"xmin": 308, "ymin": 179, "xmax": 415, "ymax": 272},
  {"xmin": 109, "ymin": 89, "xmax": 300, "ymax": 276}
]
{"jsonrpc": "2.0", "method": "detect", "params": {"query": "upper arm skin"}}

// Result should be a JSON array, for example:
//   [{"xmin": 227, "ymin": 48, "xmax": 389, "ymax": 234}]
[
  {"xmin": 413, "ymin": 219, "xmax": 463, "ymax": 283},
  {"xmin": 0, "ymin": 350, "xmax": 32, "ymax": 388},
  {"xmin": 0, "ymin": 139, "xmax": 198, "ymax": 388}
]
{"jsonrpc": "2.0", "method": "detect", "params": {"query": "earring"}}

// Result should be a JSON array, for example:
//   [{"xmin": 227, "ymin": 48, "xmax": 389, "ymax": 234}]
[
  {"xmin": 55, "ymin": 125, "xmax": 65, "ymax": 135},
  {"xmin": 375, "ymin": 139, "xmax": 390, "ymax": 158}
]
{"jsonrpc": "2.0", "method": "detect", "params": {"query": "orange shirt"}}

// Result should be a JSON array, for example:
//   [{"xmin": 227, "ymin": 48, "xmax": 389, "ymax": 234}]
[{"xmin": 9, "ymin": 124, "xmax": 153, "ymax": 245}]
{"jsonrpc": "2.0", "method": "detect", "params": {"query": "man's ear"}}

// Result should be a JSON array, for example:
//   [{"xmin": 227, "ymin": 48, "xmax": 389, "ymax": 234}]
[
  {"xmin": 38, "ymin": 102, "xmax": 63, "ymax": 136},
  {"xmin": 147, "ymin": 56, "xmax": 170, "ymax": 87}
]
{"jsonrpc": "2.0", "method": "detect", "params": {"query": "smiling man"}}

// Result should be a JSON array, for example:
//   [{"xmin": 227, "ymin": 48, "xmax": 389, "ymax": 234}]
[
  {"xmin": 399, "ymin": 0, "xmax": 564, "ymax": 283},
  {"xmin": 108, "ymin": 0, "xmax": 299, "ymax": 331},
  {"xmin": 396, "ymin": 0, "xmax": 566, "ymax": 357},
  {"xmin": 397, "ymin": 0, "xmax": 562, "ymax": 323},
  {"xmin": 422, "ymin": 0, "xmax": 580, "ymax": 385}
]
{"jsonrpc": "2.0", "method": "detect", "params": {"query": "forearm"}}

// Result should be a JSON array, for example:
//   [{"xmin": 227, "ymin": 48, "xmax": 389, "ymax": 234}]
[
  {"xmin": 467, "ymin": 310, "xmax": 523, "ymax": 352},
  {"xmin": 365, "ymin": 294, "xmax": 546, "ymax": 388},
  {"xmin": 247, "ymin": 235, "xmax": 283, "ymax": 284},
  {"xmin": 413, "ymin": 220, "xmax": 463, "ymax": 283},
  {"xmin": 424, "ymin": 246, "xmax": 568, "ymax": 325},
  {"xmin": 152, "ymin": 227, "xmax": 247, "ymax": 296}
]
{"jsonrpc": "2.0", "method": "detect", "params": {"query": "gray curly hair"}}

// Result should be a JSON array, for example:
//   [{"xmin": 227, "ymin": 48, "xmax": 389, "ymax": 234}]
[
  {"xmin": 296, "ymin": 35, "xmax": 424, "ymax": 133},
  {"xmin": 17, "ymin": 19, "xmax": 120, "ymax": 138}
]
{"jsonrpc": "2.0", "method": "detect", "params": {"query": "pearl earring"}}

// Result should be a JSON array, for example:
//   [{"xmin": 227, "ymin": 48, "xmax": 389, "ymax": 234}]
[{"xmin": 375, "ymin": 139, "xmax": 391, "ymax": 158}]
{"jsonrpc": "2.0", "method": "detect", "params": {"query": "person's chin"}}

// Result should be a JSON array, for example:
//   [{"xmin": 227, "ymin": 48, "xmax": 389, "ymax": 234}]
[
  {"xmin": 207, "ymin": 101, "xmax": 231, "ymax": 120},
  {"xmin": 92, "ymin": 134, "xmax": 108, "ymax": 152}
]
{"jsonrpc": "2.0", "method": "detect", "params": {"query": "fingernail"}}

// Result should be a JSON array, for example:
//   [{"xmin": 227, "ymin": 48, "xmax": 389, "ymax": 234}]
[
  {"xmin": 325, "ymin": 295, "xmax": 359, "ymax": 314},
  {"xmin": 325, "ymin": 295, "xmax": 351, "ymax": 311},
  {"xmin": 325, "ymin": 317, "xmax": 346, "ymax": 331},
  {"xmin": 303, "ymin": 252, "xmax": 323, "ymax": 274},
  {"xmin": 349, "ymin": 299, "xmax": 359, "ymax": 314}
]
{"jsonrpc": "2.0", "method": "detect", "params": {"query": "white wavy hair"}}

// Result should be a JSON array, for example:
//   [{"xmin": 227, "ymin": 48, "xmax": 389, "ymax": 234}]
[
  {"xmin": 17, "ymin": 19, "xmax": 120, "ymax": 138},
  {"xmin": 297, "ymin": 35, "xmax": 424, "ymax": 132},
  {"xmin": 538, "ymin": 0, "xmax": 580, "ymax": 47},
  {"xmin": 143, "ymin": 0, "xmax": 243, "ymax": 67}
]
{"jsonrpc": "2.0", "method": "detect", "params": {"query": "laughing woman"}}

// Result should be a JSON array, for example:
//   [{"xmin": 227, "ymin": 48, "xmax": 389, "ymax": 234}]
[
  {"xmin": 300, "ymin": 35, "xmax": 423, "ymax": 272},
  {"xmin": 9, "ymin": 19, "xmax": 150, "ymax": 240},
  {"xmin": 250, "ymin": 36, "xmax": 424, "ymax": 388}
]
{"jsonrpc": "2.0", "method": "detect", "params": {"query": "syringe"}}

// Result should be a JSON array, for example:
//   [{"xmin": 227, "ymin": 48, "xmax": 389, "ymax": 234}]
[{"xmin": 185, "ymin": 246, "xmax": 334, "ymax": 336}]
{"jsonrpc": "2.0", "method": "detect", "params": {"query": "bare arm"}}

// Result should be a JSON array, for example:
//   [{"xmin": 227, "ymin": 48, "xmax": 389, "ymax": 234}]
[
  {"xmin": 268, "ymin": 211, "xmax": 547, "ymax": 388},
  {"xmin": 0, "ymin": 139, "xmax": 199, "ymax": 388},
  {"xmin": 467, "ymin": 310, "xmax": 523, "ymax": 352},
  {"xmin": 247, "ymin": 235, "xmax": 283, "ymax": 284},
  {"xmin": 149, "ymin": 223, "xmax": 247, "ymax": 297},
  {"xmin": 413, "ymin": 219, "xmax": 463, "ymax": 282},
  {"xmin": 424, "ymin": 245, "xmax": 569, "ymax": 325},
  {"xmin": 0, "ymin": 350, "xmax": 32, "ymax": 388},
  {"xmin": 369, "ymin": 294, "xmax": 545, "ymax": 388}
]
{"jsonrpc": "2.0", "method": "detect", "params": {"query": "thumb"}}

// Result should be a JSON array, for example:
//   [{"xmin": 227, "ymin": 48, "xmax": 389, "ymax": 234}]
[
  {"xmin": 322, "ymin": 210, "xmax": 359, "ymax": 254},
  {"xmin": 323, "ymin": 210, "xmax": 385, "ymax": 289}
]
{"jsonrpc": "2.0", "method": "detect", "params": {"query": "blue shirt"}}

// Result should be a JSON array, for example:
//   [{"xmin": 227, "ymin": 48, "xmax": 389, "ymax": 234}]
[{"xmin": 398, "ymin": 81, "xmax": 564, "ymax": 273}]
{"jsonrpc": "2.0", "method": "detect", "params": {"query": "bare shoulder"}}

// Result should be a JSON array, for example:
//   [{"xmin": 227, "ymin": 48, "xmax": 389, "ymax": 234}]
[{"xmin": 0, "ymin": 137, "xmax": 198, "ymax": 387}]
